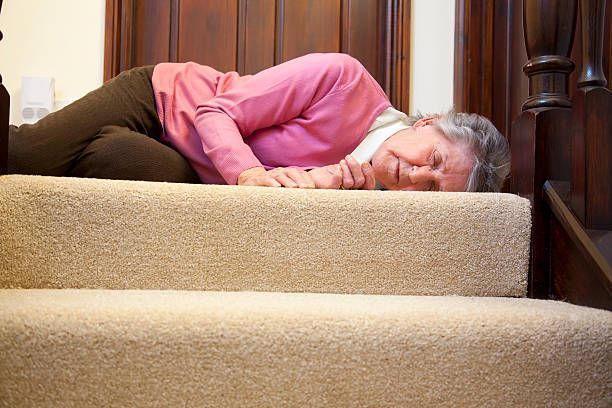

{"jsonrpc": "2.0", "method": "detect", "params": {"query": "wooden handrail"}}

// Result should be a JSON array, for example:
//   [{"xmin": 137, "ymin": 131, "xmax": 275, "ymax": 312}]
[
  {"xmin": 544, "ymin": 181, "xmax": 612, "ymax": 281},
  {"xmin": 544, "ymin": 180, "xmax": 612, "ymax": 309}
]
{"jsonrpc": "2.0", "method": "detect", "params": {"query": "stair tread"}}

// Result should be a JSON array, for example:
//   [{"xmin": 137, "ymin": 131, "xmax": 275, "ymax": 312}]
[
  {"xmin": 1, "ymin": 289, "xmax": 609, "ymax": 407},
  {"xmin": 1, "ymin": 288, "xmax": 609, "ymax": 324}
]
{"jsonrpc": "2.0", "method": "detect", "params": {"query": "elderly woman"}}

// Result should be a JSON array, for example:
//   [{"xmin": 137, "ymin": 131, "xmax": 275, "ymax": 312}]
[{"xmin": 8, "ymin": 53, "xmax": 510, "ymax": 192}]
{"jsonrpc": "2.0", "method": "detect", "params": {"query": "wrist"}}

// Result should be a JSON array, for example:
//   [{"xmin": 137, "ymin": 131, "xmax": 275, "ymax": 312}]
[{"xmin": 237, "ymin": 166, "xmax": 266, "ymax": 185}]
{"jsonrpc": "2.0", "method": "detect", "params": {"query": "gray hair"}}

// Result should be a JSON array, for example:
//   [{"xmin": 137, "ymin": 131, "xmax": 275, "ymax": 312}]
[{"xmin": 407, "ymin": 111, "xmax": 511, "ymax": 192}]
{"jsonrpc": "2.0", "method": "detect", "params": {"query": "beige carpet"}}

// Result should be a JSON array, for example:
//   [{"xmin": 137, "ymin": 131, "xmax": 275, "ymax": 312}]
[
  {"xmin": 0, "ymin": 175, "xmax": 531, "ymax": 296},
  {"xmin": 2, "ymin": 175, "xmax": 607, "ymax": 407},
  {"xmin": 0, "ymin": 289, "xmax": 610, "ymax": 407}
]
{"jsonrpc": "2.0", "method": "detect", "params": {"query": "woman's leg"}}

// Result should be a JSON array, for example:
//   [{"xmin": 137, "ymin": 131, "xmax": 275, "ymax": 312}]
[
  {"xmin": 67, "ymin": 125, "xmax": 200, "ymax": 183},
  {"xmin": 8, "ymin": 66, "xmax": 163, "ymax": 176}
]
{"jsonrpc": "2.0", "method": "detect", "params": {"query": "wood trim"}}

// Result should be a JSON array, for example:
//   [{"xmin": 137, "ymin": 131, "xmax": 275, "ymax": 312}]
[
  {"xmin": 104, "ymin": 0, "xmax": 121, "ymax": 81},
  {"xmin": 0, "ymin": 0, "xmax": 8, "ymax": 175},
  {"xmin": 274, "ymin": 0, "xmax": 284, "ymax": 65},
  {"xmin": 236, "ymin": 0, "xmax": 248, "ymax": 73},
  {"xmin": 545, "ymin": 181, "xmax": 612, "ymax": 280},
  {"xmin": 399, "ymin": 1, "xmax": 412, "ymax": 112},
  {"xmin": 0, "ymin": 82, "xmax": 7, "ymax": 175},
  {"xmin": 453, "ymin": 0, "xmax": 466, "ymax": 110},
  {"xmin": 380, "ymin": 0, "xmax": 410, "ymax": 113},
  {"xmin": 453, "ymin": 0, "xmax": 495, "ymax": 117},
  {"xmin": 544, "ymin": 180, "xmax": 612, "ymax": 309},
  {"xmin": 119, "ymin": 0, "xmax": 134, "ymax": 73},
  {"xmin": 169, "ymin": 0, "xmax": 180, "ymax": 62},
  {"xmin": 340, "ymin": 0, "xmax": 350, "ymax": 53},
  {"xmin": 382, "ymin": 0, "xmax": 393, "ymax": 98},
  {"xmin": 396, "ymin": 0, "xmax": 410, "ymax": 114}
]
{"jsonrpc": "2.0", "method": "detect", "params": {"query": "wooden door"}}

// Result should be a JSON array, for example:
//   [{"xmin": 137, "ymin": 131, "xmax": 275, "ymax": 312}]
[{"xmin": 104, "ymin": 0, "xmax": 410, "ymax": 112}]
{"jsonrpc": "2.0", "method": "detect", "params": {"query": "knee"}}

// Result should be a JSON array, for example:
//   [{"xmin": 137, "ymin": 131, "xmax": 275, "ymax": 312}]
[
  {"xmin": 69, "ymin": 126, "xmax": 200, "ymax": 183},
  {"xmin": 7, "ymin": 125, "xmax": 38, "ymax": 175}
]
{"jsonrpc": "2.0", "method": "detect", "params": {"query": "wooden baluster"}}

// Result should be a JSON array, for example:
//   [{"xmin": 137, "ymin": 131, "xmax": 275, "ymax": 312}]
[
  {"xmin": 0, "ymin": 0, "xmax": 10, "ymax": 175},
  {"xmin": 577, "ymin": 0, "xmax": 607, "ymax": 87},
  {"xmin": 522, "ymin": 0, "xmax": 577, "ymax": 110},
  {"xmin": 570, "ymin": 0, "xmax": 611, "ymax": 229},
  {"xmin": 511, "ymin": 0, "xmax": 578, "ymax": 298}
]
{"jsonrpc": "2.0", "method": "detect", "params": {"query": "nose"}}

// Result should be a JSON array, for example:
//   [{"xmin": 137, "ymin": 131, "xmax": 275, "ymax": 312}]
[{"xmin": 408, "ymin": 165, "xmax": 433, "ymax": 187}]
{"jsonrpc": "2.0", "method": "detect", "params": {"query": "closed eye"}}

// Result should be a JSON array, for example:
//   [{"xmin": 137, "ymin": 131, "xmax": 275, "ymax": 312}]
[{"xmin": 433, "ymin": 151, "xmax": 442, "ymax": 169}]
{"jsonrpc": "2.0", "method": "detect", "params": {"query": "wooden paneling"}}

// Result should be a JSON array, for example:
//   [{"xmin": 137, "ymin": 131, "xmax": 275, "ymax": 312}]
[
  {"xmin": 104, "ymin": 0, "xmax": 121, "ymax": 80},
  {"xmin": 342, "ymin": 0, "xmax": 381, "ymax": 80},
  {"xmin": 104, "ymin": 0, "xmax": 410, "ymax": 112},
  {"xmin": 240, "ymin": 0, "xmax": 275, "ymax": 74},
  {"xmin": 569, "ymin": 0, "xmax": 612, "ymax": 230},
  {"xmin": 546, "ymin": 181, "xmax": 611, "ymax": 310},
  {"xmin": 571, "ymin": 87, "xmax": 612, "ymax": 229},
  {"xmin": 511, "ymin": 109, "xmax": 573, "ymax": 298},
  {"xmin": 453, "ymin": 0, "xmax": 495, "ymax": 119},
  {"xmin": 178, "ymin": 0, "xmax": 238, "ymax": 72},
  {"xmin": 133, "ymin": 1, "xmax": 172, "ymax": 66},
  {"xmin": 279, "ymin": 0, "xmax": 341, "ymax": 62}
]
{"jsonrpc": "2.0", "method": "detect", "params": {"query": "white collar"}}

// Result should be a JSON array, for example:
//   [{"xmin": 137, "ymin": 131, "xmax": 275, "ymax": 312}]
[{"xmin": 350, "ymin": 107, "xmax": 410, "ymax": 164}]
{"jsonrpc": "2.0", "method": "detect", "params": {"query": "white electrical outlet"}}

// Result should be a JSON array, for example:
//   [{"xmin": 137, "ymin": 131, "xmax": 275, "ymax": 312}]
[{"xmin": 21, "ymin": 76, "xmax": 55, "ymax": 124}]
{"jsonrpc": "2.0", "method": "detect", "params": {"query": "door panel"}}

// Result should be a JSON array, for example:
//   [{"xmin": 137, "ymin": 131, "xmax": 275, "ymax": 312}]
[
  {"xmin": 178, "ymin": 0, "xmax": 238, "ymax": 72},
  {"xmin": 279, "ymin": 0, "xmax": 341, "ymax": 62},
  {"xmin": 105, "ymin": 0, "xmax": 410, "ymax": 111}
]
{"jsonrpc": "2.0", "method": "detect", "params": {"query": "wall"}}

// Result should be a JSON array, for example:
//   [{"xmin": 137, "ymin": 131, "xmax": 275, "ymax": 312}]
[
  {"xmin": 0, "ymin": 0, "xmax": 454, "ymax": 123},
  {"xmin": 0, "ymin": 0, "xmax": 106, "ymax": 124},
  {"xmin": 409, "ymin": 0, "xmax": 455, "ymax": 115}
]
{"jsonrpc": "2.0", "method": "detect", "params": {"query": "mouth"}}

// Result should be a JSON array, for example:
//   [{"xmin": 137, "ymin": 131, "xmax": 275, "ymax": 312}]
[{"xmin": 395, "ymin": 158, "xmax": 401, "ymax": 184}]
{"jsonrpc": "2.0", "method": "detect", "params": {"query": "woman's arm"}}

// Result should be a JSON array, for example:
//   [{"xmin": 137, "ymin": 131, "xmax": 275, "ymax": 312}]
[{"xmin": 194, "ymin": 53, "xmax": 366, "ymax": 185}]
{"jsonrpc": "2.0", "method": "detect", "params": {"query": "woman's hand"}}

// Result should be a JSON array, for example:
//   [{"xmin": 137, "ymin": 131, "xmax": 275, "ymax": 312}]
[
  {"xmin": 237, "ymin": 166, "xmax": 316, "ymax": 188},
  {"xmin": 309, "ymin": 155, "xmax": 376, "ymax": 190},
  {"xmin": 308, "ymin": 164, "xmax": 343, "ymax": 189},
  {"xmin": 338, "ymin": 155, "xmax": 376, "ymax": 190}
]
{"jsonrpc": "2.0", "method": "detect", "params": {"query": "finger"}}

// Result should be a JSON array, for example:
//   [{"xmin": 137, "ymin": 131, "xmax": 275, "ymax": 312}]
[
  {"xmin": 273, "ymin": 173, "xmax": 298, "ymax": 188},
  {"xmin": 361, "ymin": 162, "xmax": 376, "ymax": 190},
  {"xmin": 284, "ymin": 168, "xmax": 316, "ymax": 188},
  {"xmin": 345, "ymin": 155, "xmax": 365, "ymax": 188},
  {"xmin": 243, "ymin": 176, "xmax": 281, "ymax": 187},
  {"xmin": 339, "ymin": 159, "xmax": 354, "ymax": 189},
  {"xmin": 328, "ymin": 164, "xmax": 343, "ymax": 189}
]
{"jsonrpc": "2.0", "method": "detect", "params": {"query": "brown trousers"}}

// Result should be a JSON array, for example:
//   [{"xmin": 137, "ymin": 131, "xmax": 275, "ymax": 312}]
[{"xmin": 8, "ymin": 66, "xmax": 200, "ymax": 183}]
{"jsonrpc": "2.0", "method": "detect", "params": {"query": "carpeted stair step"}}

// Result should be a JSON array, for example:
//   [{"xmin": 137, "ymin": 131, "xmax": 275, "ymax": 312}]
[
  {"xmin": 0, "ymin": 289, "xmax": 609, "ymax": 407},
  {"xmin": 0, "ymin": 175, "xmax": 531, "ymax": 296}
]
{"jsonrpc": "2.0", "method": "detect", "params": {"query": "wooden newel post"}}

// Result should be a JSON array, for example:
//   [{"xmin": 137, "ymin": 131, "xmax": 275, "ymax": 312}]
[
  {"xmin": 512, "ymin": 0, "xmax": 578, "ymax": 298},
  {"xmin": 0, "ymin": 0, "xmax": 10, "ymax": 176},
  {"xmin": 522, "ymin": 0, "xmax": 577, "ymax": 110}
]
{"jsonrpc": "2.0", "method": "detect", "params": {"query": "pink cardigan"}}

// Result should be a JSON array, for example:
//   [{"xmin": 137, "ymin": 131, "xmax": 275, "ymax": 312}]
[{"xmin": 152, "ymin": 53, "xmax": 391, "ymax": 184}]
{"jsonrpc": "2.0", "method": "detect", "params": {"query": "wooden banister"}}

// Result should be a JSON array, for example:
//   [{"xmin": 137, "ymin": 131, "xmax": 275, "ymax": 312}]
[
  {"xmin": 570, "ymin": 0, "xmax": 611, "ymax": 229},
  {"xmin": 577, "ymin": 0, "xmax": 608, "ymax": 88},
  {"xmin": 512, "ymin": 0, "xmax": 578, "ymax": 298},
  {"xmin": 521, "ymin": 0, "xmax": 577, "ymax": 110},
  {"xmin": 0, "ymin": 0, "xmax": 9, "ymax": 176}
]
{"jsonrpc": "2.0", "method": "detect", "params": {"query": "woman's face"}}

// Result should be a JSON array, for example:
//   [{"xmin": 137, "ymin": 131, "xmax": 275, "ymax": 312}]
[{"xmin": 371, "ymin": 117, "xmax": 474, "ymax": 192}]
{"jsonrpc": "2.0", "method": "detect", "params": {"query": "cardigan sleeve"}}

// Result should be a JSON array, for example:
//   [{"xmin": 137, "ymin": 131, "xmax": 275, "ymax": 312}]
[{"xmin": 194, "ymin": 53, "xmax": 366, "ymax": 185}]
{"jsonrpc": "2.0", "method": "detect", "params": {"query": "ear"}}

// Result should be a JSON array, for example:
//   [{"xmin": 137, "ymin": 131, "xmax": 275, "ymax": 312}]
[{"xmin": 413, "ymin": 115, "xmax": 440, "ymax": 128}]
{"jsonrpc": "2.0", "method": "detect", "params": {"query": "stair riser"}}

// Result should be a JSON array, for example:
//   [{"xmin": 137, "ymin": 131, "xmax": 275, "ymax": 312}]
[{"xmin": 0, "ymin": 176, "xmax": 531, "ymax": 296}]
